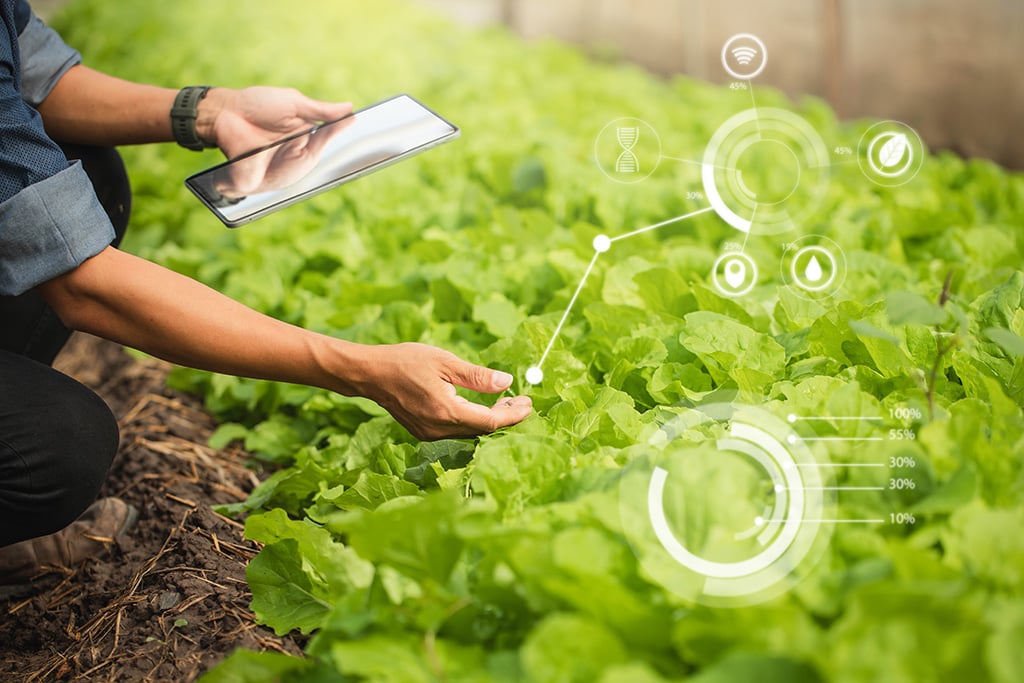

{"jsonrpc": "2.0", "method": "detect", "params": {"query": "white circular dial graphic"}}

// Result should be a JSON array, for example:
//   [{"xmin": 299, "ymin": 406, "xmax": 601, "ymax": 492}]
[
  {"xmin": 702, "ymin": 108, "xmax": 830, "ymax": 236},
  {"xmin": 620, "ymin": 403, "xmax": 835, "ymax": 606}
]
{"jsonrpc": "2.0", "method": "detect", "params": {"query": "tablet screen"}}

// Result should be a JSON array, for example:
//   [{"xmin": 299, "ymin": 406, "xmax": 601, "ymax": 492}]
[{"xmin": 185, "ymin": 94, "xmax": 459, "ymax": 226}]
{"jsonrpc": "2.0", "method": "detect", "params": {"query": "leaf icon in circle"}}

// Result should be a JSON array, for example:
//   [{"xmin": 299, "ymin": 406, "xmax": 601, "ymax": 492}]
[{"xmin": 878, "ymin": 133, "xmax": 909, "ymax": 168}]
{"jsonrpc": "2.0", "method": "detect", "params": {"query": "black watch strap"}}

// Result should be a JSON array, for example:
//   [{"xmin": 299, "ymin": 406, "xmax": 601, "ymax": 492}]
[{"xmin": 170, "ymin": 86, "xmax": 214, "ymax": 151}]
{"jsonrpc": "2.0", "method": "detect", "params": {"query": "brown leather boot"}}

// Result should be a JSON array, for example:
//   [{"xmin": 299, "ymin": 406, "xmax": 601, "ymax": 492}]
[{"xmin": 0, "ymin": 497, "xmax": 138, "ymax": 599}]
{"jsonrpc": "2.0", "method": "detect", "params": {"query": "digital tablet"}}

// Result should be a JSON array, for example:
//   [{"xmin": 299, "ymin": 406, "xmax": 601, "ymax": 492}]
[{"xmin": 185, "ymin": 94, "xmax": 460, "ymax": 227}]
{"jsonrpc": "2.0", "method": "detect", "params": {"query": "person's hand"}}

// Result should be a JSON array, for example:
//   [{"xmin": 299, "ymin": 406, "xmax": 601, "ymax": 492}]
[
  {"xmin": 196, "ymin": 86, "xmax": 352, "ymax": 160},
  {"xmin": 38, "ymin": 247, "xmax": 530, "ymax": 443},
  {"xmin": 209, "ymin": 115, "xmax": 352, "ymax": 197},
  {"xmin": 341, "ymin": 342, "xmax": 533, "ymax": 441}
]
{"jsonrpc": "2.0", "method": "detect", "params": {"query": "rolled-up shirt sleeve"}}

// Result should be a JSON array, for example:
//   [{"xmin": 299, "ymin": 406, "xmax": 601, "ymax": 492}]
[
  {"xmin": 0, "ymin": 163, "xmax": 115, "ymax": 296},
  {"xmin": 16, "ymin": 10, "xmax": 81, "ymax": 107},
  {"xmin": 0, "ymin": 0, "xmax": 113, "ymax": 297}
]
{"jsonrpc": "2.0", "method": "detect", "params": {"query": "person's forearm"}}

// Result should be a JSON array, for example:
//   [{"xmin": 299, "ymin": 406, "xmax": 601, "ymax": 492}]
[
  {"xmin": 35, "ymin": 66, "xmax": 175, "ymax": 145},
  {"xmin": 35, "ymin": 65, "xmax": 226, "ymax": 147},
  {"xmin": 36, "ymin": 246, "xmax": 533, "ymax": 440},
  {"xmin": 37, "ymin": 246, "xmax": 367, "ymax": 394}
]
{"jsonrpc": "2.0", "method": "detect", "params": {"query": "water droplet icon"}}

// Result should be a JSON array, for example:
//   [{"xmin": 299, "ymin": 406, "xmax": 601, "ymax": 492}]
[{"xmin": 804, "ymin": 255, "xmax": 823, "ymax": 283}]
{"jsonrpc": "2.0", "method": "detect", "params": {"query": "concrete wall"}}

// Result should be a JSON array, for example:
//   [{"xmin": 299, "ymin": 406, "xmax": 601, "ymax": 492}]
[{"xmin": 419, "ymin": 0, "xmax": 1024, "ymax": 169}]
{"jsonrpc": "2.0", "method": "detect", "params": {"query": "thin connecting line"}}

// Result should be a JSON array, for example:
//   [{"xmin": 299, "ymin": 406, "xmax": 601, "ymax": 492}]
[
  {"xmin": 529, "ymin": 207, "xmax": 714, "ymax": 379},
  {"xmin": 535, "ymin": 251, "xmax": 600, "ymax": 368},
  {"xmin": 660, "ymin": 155, "xmax": 735, "ymax": 173},
  {"xmin": 791, "ymin": 462, "xmax": 886, "ymax": 468},
  {"xmin": 748, "ymin": 81, "xmax": 761, "ymax": 136},
  {"xmin": 610, "ymin": 206, "xmax": 715, "ymax": 243},
  {"xmin": 803, "ymin": 519, "xmax": 886, "ymax": 524},
  {"xmin": 822, "ymin": 158, "xmax": 860, "ymax": 168},
  {"xmin": 790, "ymin": 416, "xmax": 881, "ymax": 421},
  {"xmin": 766, "ymin": 518, "xmax": 887, "ymax": 524},
  {"xmin": 806, "ymin": 437, "xmax": 887, "ymax": 443},
  {"xmin": 740, "ymin": 203, "xmax": 757, "ymax": 252},
  {"xmin": 799, "ymin": 486, "xmax": 886, "ymax": 491}
]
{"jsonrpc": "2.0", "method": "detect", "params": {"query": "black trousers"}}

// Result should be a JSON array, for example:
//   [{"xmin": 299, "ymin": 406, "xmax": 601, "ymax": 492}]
[{"xmin": 0, "ymin": 145, "xmax": 130, "ymax": 547}]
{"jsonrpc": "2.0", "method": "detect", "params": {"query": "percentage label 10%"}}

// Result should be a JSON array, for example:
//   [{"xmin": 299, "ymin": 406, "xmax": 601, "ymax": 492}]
[{"xmin": 890, "ymin": 512, "xmax": 916, "ymax": 525}]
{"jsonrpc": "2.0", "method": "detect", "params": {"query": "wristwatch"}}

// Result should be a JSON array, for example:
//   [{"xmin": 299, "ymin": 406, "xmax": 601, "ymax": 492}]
[{"xmin": 170, "ymin": 85, "xmax": 215, "ymax": 151}]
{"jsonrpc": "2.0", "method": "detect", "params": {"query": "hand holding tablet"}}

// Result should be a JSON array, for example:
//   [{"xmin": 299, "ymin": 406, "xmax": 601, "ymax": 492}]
[{"xmin": 186, "ymin": 94, "xmax": 459, "ymax": 226}]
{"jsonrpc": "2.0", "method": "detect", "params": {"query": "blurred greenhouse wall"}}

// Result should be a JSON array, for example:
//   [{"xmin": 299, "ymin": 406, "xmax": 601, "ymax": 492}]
[{"xmin": 418, "ymin": 0, "xmax": 1024, "ymax": 170}]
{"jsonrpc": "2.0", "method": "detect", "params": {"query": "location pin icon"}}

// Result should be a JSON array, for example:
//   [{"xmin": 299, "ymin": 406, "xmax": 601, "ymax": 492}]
[{"xmin": 724, "ymin": 258, "xmax": 746, "ymax": 289}]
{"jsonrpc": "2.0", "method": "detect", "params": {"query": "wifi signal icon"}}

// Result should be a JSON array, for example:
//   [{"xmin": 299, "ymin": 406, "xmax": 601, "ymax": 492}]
[
  {"xmin": 732, "ymin": 46, "xmax": 759, "ymax": 65},
  {"xmin": 723, "ymin": 33, "xmax": 767, "ymax": 79}
]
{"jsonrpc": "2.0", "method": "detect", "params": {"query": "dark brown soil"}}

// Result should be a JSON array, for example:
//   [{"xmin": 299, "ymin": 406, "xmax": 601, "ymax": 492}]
[{"xmin": 0, "ymin": 334, "xmax": 302, "ymax": 682}]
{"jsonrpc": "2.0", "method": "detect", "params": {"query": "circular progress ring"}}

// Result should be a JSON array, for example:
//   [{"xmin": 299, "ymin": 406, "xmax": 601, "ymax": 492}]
[
  {"xmin": 702, "ymin": 107, "xmax": 830, "ymax": 236},
  {"xmin": 620, "ymin": 404, "xmax": 835, "ymax": 606}
]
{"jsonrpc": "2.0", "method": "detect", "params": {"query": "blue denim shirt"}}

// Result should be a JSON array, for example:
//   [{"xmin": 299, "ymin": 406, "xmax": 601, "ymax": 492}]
[{"xmin": 0, "ymin": 0, "xmax": 114, "ymax": 297}]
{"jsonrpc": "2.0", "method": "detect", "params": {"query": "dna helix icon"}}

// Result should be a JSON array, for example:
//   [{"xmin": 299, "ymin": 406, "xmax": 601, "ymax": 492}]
[{"xmin": 615, "ymin": 126, "xmax": 640, "ymax": 173}]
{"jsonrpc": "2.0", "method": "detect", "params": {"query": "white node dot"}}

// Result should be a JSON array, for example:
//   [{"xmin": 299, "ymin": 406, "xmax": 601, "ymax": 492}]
[
  {"xmin": 525, "ymin": 366, "xmax": 544, "ymax": 385},
  {"xmin": 593, "ymin": 234, "xmax": 611, "ymax": 253},
  {"xmin": 787, "ymin": 435, "xmax": 797, "ymax": 444},
  {"xmin": 754, "ymin": 516, "xmax": 765, "ymax": 526},
  {"xmin": 774, "ymin": 484, "xmax": 785, "ymax": 493},
  {"xmin": 787, "ymin": 414, "xmax": 797, "ymax": 423}
]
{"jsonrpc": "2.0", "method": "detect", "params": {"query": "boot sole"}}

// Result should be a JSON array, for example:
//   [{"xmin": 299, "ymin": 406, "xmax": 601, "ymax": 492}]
[{"xmin": 117, "ymin": 504, "xmax": 140, "ymax": 540}]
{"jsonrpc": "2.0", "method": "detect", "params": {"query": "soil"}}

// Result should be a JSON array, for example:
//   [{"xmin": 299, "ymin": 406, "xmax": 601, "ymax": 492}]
[{"xmin": 0, "ymin": 334, "xmax": 303, "ymax": 682}]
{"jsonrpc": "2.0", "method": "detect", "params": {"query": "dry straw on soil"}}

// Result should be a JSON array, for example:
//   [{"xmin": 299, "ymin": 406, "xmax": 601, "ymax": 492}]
[{"xmin": 0, "ymin": 335, "xmax": 301, "ymax": 682}]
